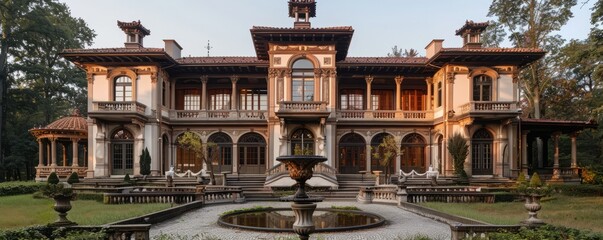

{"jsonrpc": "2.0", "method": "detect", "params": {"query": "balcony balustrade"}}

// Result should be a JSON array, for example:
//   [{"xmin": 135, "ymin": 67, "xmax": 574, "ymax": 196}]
[
  {"xmin": 170, "ymin": 110, "xmax": 267, "ymax": 121},
  {"xmin": 337, "ymin": 110, "xmax": 433, "ymax": 121},
  {"xmin": 458, "ymin": 102, "xmax": 518, "ymax": 115},
  {"xmin": 91, "ymin": 101, "xmax": 146, "ymax": 114}
]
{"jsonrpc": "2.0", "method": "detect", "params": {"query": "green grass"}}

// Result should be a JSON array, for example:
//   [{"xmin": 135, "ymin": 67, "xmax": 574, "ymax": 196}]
[
  {"xmin": 419, "ymin": 195, "xmax": 603, "ymax": 233},
  {"xmin": 0, "ymin": 194, "xmax": 171, "ymax": 229}
]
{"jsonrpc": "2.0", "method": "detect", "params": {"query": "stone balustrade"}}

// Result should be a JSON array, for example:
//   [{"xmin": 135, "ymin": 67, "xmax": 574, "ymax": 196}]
[
  {"xmin": 171, "ymin": 110, "xmax": 266, "ymax": 121},
  {"xmin": 92, "ymin": 101, "xmax": 146, "ymax": 114},
  {"xmin": 408, "ymin": 192, "xmax": 495, "ymax": 203},
  {"xmin": 457, "ymin": 101, "xmax": 517, "ymax": 115},
  {"xmin": 103, "ymin": 185, "xmax": 245, "ymax": 205},
  {"xmin": 68, "ymin": 224, "xmax": 151, "ymax": 240},
  {"xmin": 278, "ymin": 101, "xmax": 327, "ymax": 111},
  {"xmin": 338, "ymin": 110, "xmax": 433, "ymax": 121},
  {"xmin": 358, "ymin": 185, "xmax": 495, "ymax": 204},
  {"xmin": 103, "ymin": 192, "xmax": 199, "ymax": 204},
  {"xmin": 36, "ymin": 166, "xmax": 87, "ymax": 179}
]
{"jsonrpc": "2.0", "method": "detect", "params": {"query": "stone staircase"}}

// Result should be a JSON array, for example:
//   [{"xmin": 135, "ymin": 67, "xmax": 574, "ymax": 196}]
[{"xmin": 225, "ymin": 174, "xmax": 276, "ymax": 201}]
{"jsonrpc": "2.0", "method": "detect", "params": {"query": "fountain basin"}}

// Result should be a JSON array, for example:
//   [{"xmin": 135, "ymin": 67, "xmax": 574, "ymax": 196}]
[{"xmin": 218, "ymin": 208, "xmax": 385, "ymax": 232}]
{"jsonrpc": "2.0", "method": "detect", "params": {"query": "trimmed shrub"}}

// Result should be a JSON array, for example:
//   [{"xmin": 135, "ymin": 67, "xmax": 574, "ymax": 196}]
[
  {"xmin": 488, "ymin": 224, "xmax": 603, "ymax": 240},
  {"xmin": 67, "ymin": 172, "xmax": 80, "ymax": 184},
  {"xmin": 47, "ymin": 172, "xmax": 60, "ymax": 184},
  {"xmin": 0, "ymin": 181, "xmax": 45, "ymax": 196},
  {"xmin": 552, "ymin": 184, "xmax": 603, "ymax": 196},
  {"xmin": 124, "ymin": 173, "xmax": 131, "ymax": 183},
  {"xmin": 140, "ymin": 147, "xmax": 151, "ymax": 176}
]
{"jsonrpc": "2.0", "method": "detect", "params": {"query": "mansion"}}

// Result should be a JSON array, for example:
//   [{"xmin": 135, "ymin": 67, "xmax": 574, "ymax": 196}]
[{"xmin": 38, "ymin": 0, "xmax": 595, "ymax": 184}]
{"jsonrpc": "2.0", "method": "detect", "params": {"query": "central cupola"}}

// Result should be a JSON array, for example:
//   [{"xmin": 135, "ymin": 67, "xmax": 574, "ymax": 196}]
[{"xmin": 289, "ymin": 0, "xmax": 316, "ymax": 28}]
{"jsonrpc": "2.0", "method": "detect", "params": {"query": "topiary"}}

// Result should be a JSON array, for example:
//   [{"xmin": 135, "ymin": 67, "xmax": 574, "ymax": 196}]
[
  {"xmin": 67, "ymin": 172, "xmax": 80, "ymax": 184},
  {"xmin": 530, "ymin": 172, "xmax": 543, "ymax": 188},
  {"xmin": 47, "ymin": 172, "xmax": 60, "ymax": 185},
  {"xmin": 139, "ymin": 147, "xmax": 151, "ymax": 176},
  {"xmin": 124, "ymin": 174, "xmax": 131, "ymax": 183},
  {"xmin": 517, "ymin": 172, "xmax": 527, "ymax": 184}
]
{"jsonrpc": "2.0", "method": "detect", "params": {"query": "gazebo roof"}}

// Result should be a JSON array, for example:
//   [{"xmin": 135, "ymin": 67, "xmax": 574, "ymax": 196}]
[{"xmin": 29, "ymin": 110, "xmax": 88, "ymax": 138}]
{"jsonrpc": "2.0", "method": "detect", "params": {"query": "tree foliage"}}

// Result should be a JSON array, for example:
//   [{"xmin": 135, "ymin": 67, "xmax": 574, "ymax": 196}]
[
  {"xmin": 371, "ymin": 135, "xmax": 402, "ymax": 184},
  {"xmin": 177, "ymin": 131, "xmax": 218, "ymax": 185},
  {"xmin": 0, "ymin": 0, "xmax": 94, "ymax": 181},
  {"xmin": 387, "ymin": 46, "xmax": 420, "ymax": 57},
  {"xmin": 139, "ymin": 147, "xmax": 151, "ymax": 176}
]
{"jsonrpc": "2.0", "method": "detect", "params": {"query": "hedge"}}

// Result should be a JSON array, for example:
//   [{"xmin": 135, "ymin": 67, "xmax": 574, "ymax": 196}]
[
  {"xmin": 0, "ymin": 181, "xmax": 45, "ymax": 197},
  {"xmin": 551, "ymin": 184, "xmax": 603, "ymax": 197},
  {"xmin": 488, "ymin": 224, "xmax": 603, "ymax": 240},
  {"xmin": 0, "ymin": 225, "xmax": 106, "ymax": 240}
]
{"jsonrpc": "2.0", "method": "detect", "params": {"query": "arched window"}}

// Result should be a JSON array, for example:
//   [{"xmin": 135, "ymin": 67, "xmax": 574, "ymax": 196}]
[
  {"xmin": 238, "ymin": 133, "xmax": 266, "ymax": 174},
  {"xmin": 114, "ymin": 76, "xmax": 132, "ymax": 101},
  {"xmin": 290, "ymin": 128, "xmax": 314, "ymax": 155},
  {"xmin": 291, "ymin": 59, "xmax": 314, "ymax": 101},
  {"xmin": 111, "ymin": 128, "xmax": 134, "ymax": 175},
  {"xmin": 208, "ymin": 133, "xmax": 233, "ymax": 172},
  {"xmin": 338, "ymin": 133, "xmax": 366, "ymax": 174},
  {"xmin": 401, "ymin": 133, "xmax": 426, "ymax": 172},
  {"xmin": 473, "ymin": 75, "xmax": 492, "ymax": 101},
  {"xmin": 472, "ymin": 128, "xmax": 493, "ymax": 175}
]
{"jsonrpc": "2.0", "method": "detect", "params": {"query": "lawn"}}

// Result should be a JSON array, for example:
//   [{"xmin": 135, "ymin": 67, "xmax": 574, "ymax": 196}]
[
  {"xmin": 0, "ymin": 194, "xmax": 171, "ymax": 229},
  {"xmin": 420, "ymin": 194, "xmax": 603, "ymax": 233}
]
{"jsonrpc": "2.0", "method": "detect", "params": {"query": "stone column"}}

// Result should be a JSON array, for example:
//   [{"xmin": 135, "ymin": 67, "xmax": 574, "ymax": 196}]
[
  {"xmin": 552, "ymin": 132, "xmax": 561, "ymax": 180},
  {"xmin": 232, "ymin": 143, "xmax": 238, "ymax": 174},
  {"xmin": 365, "ymin": 144, "xmax": 372, "ymax": 172},
  {"xmin": 50, "ymin": 138, "xmax": 57, "ymax": 167},
  {"xmin": 230, "ymin": 76, "xmax": 239, "ymax": 110},
  {"xmin": 200, "ymin": 76, "xmax": 208, "ymax": 110},
  {"xmin": 395, "ymin": 76, "xmax": 403, "ymax": 111},
  {"xmin": 365, "ymin": 75, "xmax": 373, "ymax": 110},
  {"xmin": 426, "ymin": 77, "xmax": 433, "ymax": 110},
  {"xmin": 521, "ymin": 131, "xmax": 529, "ymax": 176},
  {"xmin": 38, "ymin": 139, "xmax": 44, "ymax": 167},
  {"xmin": 72, "ymin": 138, "xmax": 79, "ymax": 167},
  {"xmin": 571, "ymin": 132, "xmax": 578, "ymax": 176}
]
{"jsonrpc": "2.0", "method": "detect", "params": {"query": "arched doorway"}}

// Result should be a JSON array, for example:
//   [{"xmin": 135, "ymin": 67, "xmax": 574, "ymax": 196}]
[
  {"xmin": 290, "ymin": 128, "xmax": 314, "ymax": 154},
  {"xmin": 401, "ymin": 133, "xmax": 426, "ymax": 172},
  {"xmin": 472, "ymin": 128, "xmax": 493, "ymax": 175},
  {"xmin": 338, "ymin": 133, "xmax": 366, "ymax": 174},
  {"xmin": 238, "ymin": 133, "xmax": 266, "ymax": 174},
  {"xmin": 208, "ymin": 132, "xmax": 233, "ymax": 173},
  {"xmin": 370, "ymin": 133, "xmax": 395, "ymax": 173},
  {"xmin": 176, "ymin": 133, "xmax": 203, "ymax": 173},
  {"xmin": 111, "ymin": 128, "xmax": 134, "ymax": 175}
]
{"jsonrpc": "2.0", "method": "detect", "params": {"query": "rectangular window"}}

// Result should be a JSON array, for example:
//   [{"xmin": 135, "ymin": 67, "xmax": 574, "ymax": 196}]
[
  {"xmin": 239, "ymin": 89, "xmax": 267, "ymax": 110},
  {"xmin": 402, "ymin": 89, "xmax": 425, "ymax": 111},
  {"xmin": 209, "ymin": 89, "xmax": 231, "ymax": 110},
  {"xmin": 183, "ymin": 89, "xmax": 200, "ymax": 110},
  {"xmin": 437, "ymin": 82, "xmax": 442, "ymax": 107},
  {"xmin": 371, "ymin": 90, "xmax": 394, "ymax": 110},
  {"xmin": 340, "ymin": 89, "xmax": 363, "ymax": 110}
]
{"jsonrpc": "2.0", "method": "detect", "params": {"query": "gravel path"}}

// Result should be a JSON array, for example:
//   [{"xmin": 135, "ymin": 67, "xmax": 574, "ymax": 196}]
[{"xmin": 150, "ymin": 201, "xmax": 450, "ymax": 240}]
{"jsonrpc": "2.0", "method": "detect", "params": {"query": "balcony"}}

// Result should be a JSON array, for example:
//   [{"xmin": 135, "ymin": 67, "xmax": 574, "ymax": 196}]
[
  {"xmin": 275, "ymin": 101, "xmax": 330, "ymax": 120},
  {"xmin": 90, "ymin": 101, "xmax": 147, "ymax": 121},
  {"xmin": 456, "ymin": 101, "xmax": 520, "ymax": 119},
  {"xmin": 170, "ymin": 110, "xmax": 267, "ymax": 122},
  {"xmin": 337, "ymin": 110, "xmax": 433, "ymax": 122}
]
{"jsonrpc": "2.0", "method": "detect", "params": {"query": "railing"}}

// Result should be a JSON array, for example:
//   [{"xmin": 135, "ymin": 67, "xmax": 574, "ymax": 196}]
[
  {"xmin": 36, "ymin": 166, "xmax": 87, "ymax": 179},
  {"xmin": 337, "ymin": 110, "xmax": 433, "ymax": 120},
  {"xmin": 458, "ymin": 101, "xmax": 517, "ymax": 115},
  {"xmin": 171, "ymin": 110, "xmax": 266, "ymax": 121},
  {"xmin": 407, "ymin": 186, "xmax": 481, "ymax": 192},
  {"xmin": 408, "ymin": 192, "xmax": 495, "ymax": 203},
  {"xmin": 265, "ymin": 162, "xmax": 338, "ymax": 184},
  {"xmin": 67, "ymin": 224, "xmax": 151, "ymax": 240},
  {"xmin": 92, "ymin": 101, "xmax": 146, "ymax": 114},
  {"xmin": 265, "ymin": 163, "xmax": 288, "ymax": 182},
  {"xmin": 450, "ymin": 224, "xmax": 521, "ymax": 240},
  {"xmin": 204, "ymin": 186, "xmax": 245, "ymax": 204},
  {"xmin": 103, "ymin": 185, "xmax": 245, "ymax": 204},
  {"xmin": 357, "ymin": 185, "xmax": 405, "ymax": 204},
  {"xmin": 103, "ymin": 192, "xmax": 200, "ymax": 204},
  {"xmin": 278, "ymin": 101, "xmax": 327, "ymax": 112}
]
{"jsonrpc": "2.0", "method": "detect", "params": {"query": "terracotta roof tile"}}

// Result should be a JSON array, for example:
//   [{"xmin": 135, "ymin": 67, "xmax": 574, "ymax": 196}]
[
  {"xmin": 177, "ymin": 56, "xmax": 268, "ymax": 64},
  {"xmin": 63, "ymin": 48, "xmax": 165, "ymax": 54},
  {"xmin": 29, "ymin": 110, "xmax": 87, "ymax": 136},
  {"xmin": 252, "ymin": 26, "xmax": 353, "ymax": 31},
  {"xmin": 339, "ymin": 57, "xmax": 428, "ymax": 64},
  {"xmin": 440, "ymin": 48, "xmax": 545, "ymax": 53}
]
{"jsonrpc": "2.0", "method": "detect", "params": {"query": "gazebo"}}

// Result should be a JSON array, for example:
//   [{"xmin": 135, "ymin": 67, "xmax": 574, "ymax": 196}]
[{"xmin": 29, "ymin": 110, "xmax": 88, "ymax": 181}]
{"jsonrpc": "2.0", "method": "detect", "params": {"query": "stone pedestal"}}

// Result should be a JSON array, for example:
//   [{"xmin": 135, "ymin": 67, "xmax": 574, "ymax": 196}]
[{"xmin": 291, "ymin": 203, "xmax": 317, "ymax": 240}]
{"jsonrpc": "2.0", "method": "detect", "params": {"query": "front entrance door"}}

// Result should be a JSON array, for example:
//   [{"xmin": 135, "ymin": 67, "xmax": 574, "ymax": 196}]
[
  {"xmin": 472, "ymin": 129, "xmax": 493, "ymax": 175},
  {"xmin": 111, "ymin": 129, "xmax": 134, "ymax": 175},
  {"xmin": 238, "ymin": 133, "xmax": 266, "ymax": 174}
]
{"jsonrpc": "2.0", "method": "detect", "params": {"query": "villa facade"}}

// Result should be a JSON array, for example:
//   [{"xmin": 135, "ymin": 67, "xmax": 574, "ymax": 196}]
[{"xmin": 52, "ymin": 0, "xmax": 594, "ymax": 183}]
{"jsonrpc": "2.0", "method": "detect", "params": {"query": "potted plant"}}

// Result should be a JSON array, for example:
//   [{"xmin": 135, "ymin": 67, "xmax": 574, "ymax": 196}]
[
  {"xmin": 516, "ymin": 172, "xmax": 551, "ymax": 226},
  {"xmin": 41, "ymin": 179, "xmax": 76, "ymax": 226}
]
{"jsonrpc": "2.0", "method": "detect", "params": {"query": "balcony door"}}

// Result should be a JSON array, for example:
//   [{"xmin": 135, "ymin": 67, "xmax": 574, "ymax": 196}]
[{"xmin": 111, "ymin": 129, "xmax": 134, "ymax": 175}]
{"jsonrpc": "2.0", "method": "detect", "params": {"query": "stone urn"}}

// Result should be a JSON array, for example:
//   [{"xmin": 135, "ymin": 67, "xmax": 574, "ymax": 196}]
[
  {"xmin": 52, "ymin": 195, "xmax": 76, "ymax": 226},
  {"xmin": 521, "ymin": 194, "xmax": 545, "ymax": 226},
  {"xmin": 276, "ymin": 155, "xmax": 327, "ymax": 240}
]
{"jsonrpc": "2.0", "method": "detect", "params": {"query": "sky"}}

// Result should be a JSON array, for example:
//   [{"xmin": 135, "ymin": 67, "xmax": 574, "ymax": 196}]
[{"xmin": 60, "ymin": 0, "xmax": 595, "ymax": 58}]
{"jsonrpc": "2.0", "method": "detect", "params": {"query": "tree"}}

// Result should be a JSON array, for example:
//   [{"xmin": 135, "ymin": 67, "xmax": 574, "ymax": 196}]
[
  {"xmin": 387, "ymin": 45, "xmax": 403, "ymax": 57},
  {"xmin": 487, "ymin": 0, "xmax": 577, "ymax": 119},
  {"xmin": 371, "ymin": 135, "xmax": 402, "ymax": 184},
  {"xmin": 403, "ymin": 48, "xmax": 419, "ymax": 57},
  {"xmin": 139, "ymin": 147, "xmax": 151, "ymax": 176},
  {"xmin": 387, "ymin": 46, "xmax": 420, "ymax": 57},
  {"xmin": 177, "ymin": 131, "xmax": 218, "ymax": 185},
  {"xmin": 447, "ymin": 132, "xmax": 468, "ymax": 179}
]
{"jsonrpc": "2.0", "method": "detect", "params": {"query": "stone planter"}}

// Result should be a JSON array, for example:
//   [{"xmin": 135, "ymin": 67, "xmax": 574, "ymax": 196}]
[
  {"xmin": 51, "ymin": 195, "xmax": 76, "ymax": 226},
  {"xmin": 521, "ymin": 194, "xmax": 545, "ymax": 226}
]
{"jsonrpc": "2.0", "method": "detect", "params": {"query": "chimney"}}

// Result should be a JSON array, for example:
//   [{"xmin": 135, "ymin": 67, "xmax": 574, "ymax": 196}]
[
  {"xmin": 117, "ymin": 20, "xmax": 151, "ymax": 48},
  {"xmin": 425, "ymin": 39, "xmax": 444, "ymax": 59},
  {"xmin": 163, "ymin": 40, "xmax": 183, "ymax": 59}
]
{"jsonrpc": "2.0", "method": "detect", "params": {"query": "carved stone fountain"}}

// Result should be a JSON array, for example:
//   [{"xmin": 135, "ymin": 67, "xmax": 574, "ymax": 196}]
[{"xmin": 276, "ymin": 155, "xmax": 327, "ymax": 240}]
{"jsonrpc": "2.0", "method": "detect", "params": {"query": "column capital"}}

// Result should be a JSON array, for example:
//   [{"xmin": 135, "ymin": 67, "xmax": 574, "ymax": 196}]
[
  {"xmin": 200, "ymin": 75, "xmax": 209, "ymax": 83},
  {"xmin": 425, "ymin": 77, "xmax": 433, "ymax": 84},
  {"xmin": 570, "ymin": 131, "xmax": 580, "ymax": 138},
  {"xmin": 230, "ymin": 75, "xmax": 239, "ymax": 84},
  {"xmin": 365, "ymin": 75, "xmax": 374, "ymax": 84},
  {"xmin": 394, "ymin": 75, "xmax": 404, "ymax": 85},
  {"xmin": 446, "ymin": 72, "xmax": 455, "ymax": 84}
]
